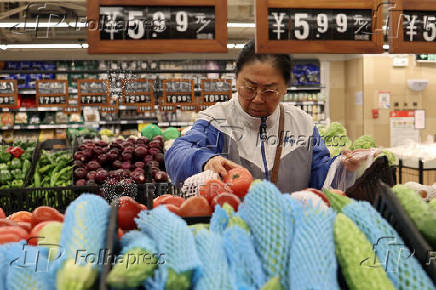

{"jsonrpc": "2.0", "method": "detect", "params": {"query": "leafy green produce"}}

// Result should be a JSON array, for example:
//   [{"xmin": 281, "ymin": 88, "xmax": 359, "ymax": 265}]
[
  {"xmin": 323, "ymin": 190, "xmax": 352, "ymax": 212},
  {"xmin": 319, "ymin": 122, "xmax": 352, "ymax": 157},
  {"xmin": 0, "ymin": 141, "xmax": 34, "ymax": 188},
  {"xmin": 165, "ymin": 269, "xmax": 192, "ymax": 290},
  {"xmin": 107, "ymin": 247, "xmax": 158, "ymax": 288},
  {"xmin": 31, "ymin": 150, "xmax": 72, "ymax": 188},
  {"xmin": 162, "ymin": 127, "xmax": 180, "ymax": 141},
  {"xmin": 57, "ymin": 259, "xmax": 98, "ymax": 290},
  {"xmin": 141, "ymin": 124, "xmax": 162, "ymax": 140},
  {"xmin": 334, "ymin": 213, "xmax": 395, "ymax": 290},
  {"xmin": 227, "ymin": 215, "xmax": 250, "ymax": 233},
  {"xmin": 377, "ymin": 150, "xmax": 396, "ymax": 166},
  {"xmin": 189, "ymin": 223, "xmax": 210, "ymax": 235},
  {"xmin": 350, "ymin": 135, "xmax": 376, "ymax": 150},
  {"xmin": 430, "ymin": 199, "xmax": 436, "ymax": 211},
  {"xmin": 261, "ymin": 277, "xmax": 284, "ymax": 290},
  {"xmin": 393, "ymin": 185, "xmax": 436, "ymax": 248}
]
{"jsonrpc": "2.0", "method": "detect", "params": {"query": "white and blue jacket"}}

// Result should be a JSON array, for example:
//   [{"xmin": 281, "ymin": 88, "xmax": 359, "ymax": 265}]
[{"xmin": 165, "ymin": 96, "xmax": 339, "ymax": 193}]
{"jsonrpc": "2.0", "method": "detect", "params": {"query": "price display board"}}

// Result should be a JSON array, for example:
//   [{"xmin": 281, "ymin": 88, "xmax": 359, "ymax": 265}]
[
  {"xmin": 255, "ymin": 0, "xmax": 384, "ymax": 53},
  {"xmin": 0, "ymin": 80, "xmax": 18, "ymax": 108},
  {"xmin": 77, "ymin": 79, "xmax": 110, "ymax": 106},
  {"xmin": 158, "ymin": 104, "xmax": 177, "ymax": 112},
  {"xmin": 99, "ymin": 104, "xmax": 119, "ymax": 114},
  {"xmin": 87, "ymin": 0, "xmax": 227, "ymax": 54},
  {"xmin": 201, "ymin": 79, "xmax": 232, "ymax": 105},
  {"xmin": 36, "ymin": 80, "xmax": 68, "ymax": 107},
  {"xmin": 162, "ymin": 79, "xmax": 195, "ymax": 106},
  {"xmin": 63, "ymin": 105, "xmax": 82, "ymax": 114},
  {"xmin": 122, "ymin": 79, "xmax": 155, "ymax": 112},
  {"xmin": 389, "ymin": 0, "xmax": 436, "ymax": 53}
]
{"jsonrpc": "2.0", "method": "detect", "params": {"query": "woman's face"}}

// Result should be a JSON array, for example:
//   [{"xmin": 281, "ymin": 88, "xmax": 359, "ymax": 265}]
[{"xmin": 236, "ymin": 60, "xmax": 287, "ymax": 118}]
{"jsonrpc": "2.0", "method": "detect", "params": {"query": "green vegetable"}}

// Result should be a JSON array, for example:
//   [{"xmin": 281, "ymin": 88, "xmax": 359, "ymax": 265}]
[
  {"xmin": 261, "ymin": 277, "xmax": 284, "ymax": 290},
  {"xmin": 165, "ymin": 269, "xmax": 191, "ymax": 290},
  {"xmin": 107, "ymin": 247, "xmax": 158, "ymax": 288},
  {"xmin": 0, "ymin": 170, "xmax": 12, "ymax": 184},
  {"xmin": 430, "ymin": 199, "xmax": 436, "ymax": 211},
  {"xmin": 57, "ymin": 259, "xmax": 98, "ymax": 290},
  {"xmin": 141, "ymin": 124, "xmax": 162, "ymax": 140},
  {"xmin": 227, "ymin": 216, "xmax": 250, "ymax": 233},
  {"xmin": 32, "ymin": 150, "xmax": 72, "ymax": 187},
  {"xmin": 10, "ymin": 158, "xmax": 21, "ymax": 169},
  {"xmin": 0, "ymin": 151, "xmax": 11, "ymax": 163},
  {"xmin": 0, "ymin": 164, "xmax": 7, "ymax": 170},
  {"xmin": 350, "ymin": 135, "xmax": 376, "ymax": 150},
  {"xmin": 188, "ymin": 224, "xmax": 209, "ymax": 236},
  {"xmin": 11, "ymin": 168, "xmax": 24, "ymax": 180},
  {"xmin": 162, "ymin": 127, "xmax": 180, "ymax": 141},
  {"xmin": 21, "ymin": 152, "xmax": 32, "ymax": 161},
  {"xmin": 323, "ymin": 190, "xmax": 352, "ymax": 212},
  {"xmin": 377, "ymin": 150, "xmax": 396, "ymax": 166},
  {"xmin": 10, "ymin": 179, "xmax": 24, "ymax": 188},
  {"xmin": 334, "ymin": 213, "xmax": 395, "ymax": 290},
  {"xmin": 22, "ymin": 159, "xmax": 31, "ymax": 176},
  {"xmin": 319, "ymin": 122, "xmax": 352, "ymax": 157},
  {"xmin": 393, "ymin": 185, "xmax": 436, "ymax": 248}
]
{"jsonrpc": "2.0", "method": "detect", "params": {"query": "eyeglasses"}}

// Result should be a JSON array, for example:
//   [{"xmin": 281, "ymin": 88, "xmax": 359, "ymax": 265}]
[{"xmin": 238, "ymin": 86, "xmax": 281, "ymax": 100}]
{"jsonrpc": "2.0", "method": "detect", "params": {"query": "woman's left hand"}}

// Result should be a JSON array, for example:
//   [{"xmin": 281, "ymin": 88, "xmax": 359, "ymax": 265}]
[{"xmin": 340, "ymin": 149, "xmax": 381, "ymax": 171}]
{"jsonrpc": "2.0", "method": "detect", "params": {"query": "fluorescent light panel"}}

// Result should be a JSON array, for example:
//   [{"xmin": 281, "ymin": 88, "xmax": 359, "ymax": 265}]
[{"xmin": 1, "ymin": 43, "xmax": 88, "ymax": 49}]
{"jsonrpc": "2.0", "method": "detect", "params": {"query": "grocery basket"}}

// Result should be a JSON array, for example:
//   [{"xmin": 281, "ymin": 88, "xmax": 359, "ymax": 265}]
[
  {"xmin": 372, "ymin": 181, "xmax": 436, "ymax": 284},
  {"xmin": 346, "ymin": 156, "xmax": 395, "ymax": 203}
]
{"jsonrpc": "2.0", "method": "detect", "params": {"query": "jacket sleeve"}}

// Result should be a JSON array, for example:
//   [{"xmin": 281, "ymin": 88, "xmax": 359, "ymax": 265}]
[
  {"xmin": 164, "ymin": 119, "xmax": 224, "ymax": 187},
  {"xmin": 309, "ymin": 126, "xmax": 337, "ymax": 189}
]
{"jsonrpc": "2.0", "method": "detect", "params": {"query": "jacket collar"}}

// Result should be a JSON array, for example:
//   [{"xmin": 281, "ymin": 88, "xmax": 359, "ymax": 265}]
[{"xmin": 233, "ymin": 95, "xmax": 280, "ymax": 129}]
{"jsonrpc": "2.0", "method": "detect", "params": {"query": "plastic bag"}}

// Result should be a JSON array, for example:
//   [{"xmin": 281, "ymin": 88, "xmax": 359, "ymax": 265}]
[{"xmin": 323, "ymin": 149, "xmax": 380, "ymax": 191}]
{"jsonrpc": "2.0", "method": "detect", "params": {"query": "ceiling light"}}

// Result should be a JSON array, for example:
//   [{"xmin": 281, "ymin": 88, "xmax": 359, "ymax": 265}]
[{"xmin": 227, "ymin": 22, "xmax": 255, "ymax": 28}]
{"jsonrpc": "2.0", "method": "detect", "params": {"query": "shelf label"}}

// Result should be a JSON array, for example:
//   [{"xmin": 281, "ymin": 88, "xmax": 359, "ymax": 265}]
[
  {"xmin": 201, "ymin": 79, "xmax": 232, "ymax": 105},
  {"xmin": 256, "ymin": 0, "xmax": 383, "ymax": 53},
  {"xmin": 87, "ymin": 1, "xmax": 227, "ymax": 53},
  {"xmin": 0, "ymin": 80, "xmax": 18, "ymax": 108},
  {"xmin": 163, "ymin": 79, "xmax": 195, "ymax": 106},
  {"xmin": 122, "ymin": 79, "xmax": 155, "ymax": 113},
  {"xmin": 77, "ymin": 79, "xmax": 109, "ymax": 106}
]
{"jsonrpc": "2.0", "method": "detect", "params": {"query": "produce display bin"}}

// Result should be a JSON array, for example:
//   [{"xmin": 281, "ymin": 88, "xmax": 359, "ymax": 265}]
[
  {"xmin": 372, "ymin": 181, "xmax": 436, "ymax": 284},
  {"xmin": 396, "ymin": 158, "xmax": 436, "ymax": 185},
  {"xmin": 345, "ymin": 156, "xmax": 395, "ymax": 203}
]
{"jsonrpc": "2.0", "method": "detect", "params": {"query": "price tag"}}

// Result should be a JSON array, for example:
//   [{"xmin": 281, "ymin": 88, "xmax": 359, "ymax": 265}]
[
  {"xmin": 158, "ymin": 105, "xmax": 177, "ymax": 112},
  {"xmin": 256, "ymin": 0, "xmax": 383, "ymax": 53},
  {"xmin": 63, "ymin": 106, "xmax": 82, "ymax": 114},
  {"xmin": 122, "ymin": 79, "xmax": 155, "ymax": 109},
  {"xmin": 99, "ymin": 105, "xmax": 118, "ymax": 114},
  {"xmin": 180, "ymin": 105, "xmax": 198, "ymax": 111},
  {"xmin": 0, "ymin": 80, "xmax": 18, "ymax": 108},
  {"xmin": 389, "ymin": 0, "xmax": 436, "ymax": 53},
  {"xmin": 137, "ymin": 105, "xmax": 156, "ymax": 113},
  {"xmin": 163, "ymin": 79, "xmax": 195, "ymax": 106},
  {"xmin": 87, "ymin": 0, "xmax": 227, "ymax": 53},
  {"xmin": 201, "ymin": 79, "xmax": 232, "ymax": 105},
  {"xmin": 36, "ymin": 80, "xmax": 67, "ymax": 95},
  {"xmin": 77, "ymin": 79, "xmax": 109, "ymax": 106}
]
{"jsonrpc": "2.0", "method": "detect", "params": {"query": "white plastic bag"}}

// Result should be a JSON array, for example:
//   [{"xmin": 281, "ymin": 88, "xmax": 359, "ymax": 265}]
[{"xmin": 322, "ymin": 149, "xmax": 380, "ymax": 191}]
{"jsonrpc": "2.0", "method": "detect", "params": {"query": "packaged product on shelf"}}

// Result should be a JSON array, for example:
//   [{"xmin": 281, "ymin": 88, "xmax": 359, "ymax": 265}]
[
  {"xmin": 42, "ymin": 112, "xmax": 55, "ymax": 124},
  {"xmin": 1, "ymin": 130, "xmax": 14, "ymax": 143},
  {"xmin": 14, "ymin": 112, "xmax": 27, "ymax": 124},
  {"xmin": 83, "ymin": 107, "xmax": 99, "ymax": 123},
  {"xmin": 55, "ymin": 112, "xmax": 68, "ymax": 124},
  {"xmin": 55, "ymin": 129, "xmax": 67, "ymax": 140},
  {"xmin": 0, "ymin": 112, "xmax": 14, "ymax": 127},
  {"xmin": 69, "ymin": 113, "xmax": 82, "ymax": 123},
  {"xmin": 38, "ymin": 129, "xmax": 55, "ymax": 141},
  {"xmin": 28, "ymin": 113, "xmax": 41, "ymax": 124}
]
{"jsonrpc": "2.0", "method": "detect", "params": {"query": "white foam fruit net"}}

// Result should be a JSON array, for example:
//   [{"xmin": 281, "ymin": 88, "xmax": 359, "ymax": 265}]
[{"xmin": 181, "ymin": 170, "xmax": 219, "ymax": 199}]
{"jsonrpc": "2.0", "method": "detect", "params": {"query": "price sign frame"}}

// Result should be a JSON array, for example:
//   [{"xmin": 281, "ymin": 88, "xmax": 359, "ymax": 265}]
[
  {"xmin": 99, "ymin": 104, "xmax": 119, "ymax": 114},
  {"xmin": 158, "ymin": 104, "xmax": 177, "ymax": 112},
  {"xmin": 162, "ymin": 79, "xmax": 195, "ymax": 106},
  {"xmin": 0, "ymin": 80, "xmax": 18, "ymax": 108},
  {"xmin": 255, "ymin": 0, "xmax": 384, "ymax": 54},
  {"xmin": 77, "ymin": 79, "xmax": 110, "ymax": 106},
  {"xmin": 121, "ymin": 79, "xmax": 156, "ymax": 112},
  {"xmin": 36, "ymin": 80, "xmax": 68, "ymax": 107},
  {"xmin": 87, "ymin": 0, "xmax": 227, "ymax": 54},
  {"xmin": 62, "ymin": 105, "xmax": 82, "ymax": 115},
  {"xmin": 389, "ymin": 0, "xmax": 436, "ymax": 53},
  {"xmin": 200, "ymin": 79, "xmax": 232, "ymax": 106}
]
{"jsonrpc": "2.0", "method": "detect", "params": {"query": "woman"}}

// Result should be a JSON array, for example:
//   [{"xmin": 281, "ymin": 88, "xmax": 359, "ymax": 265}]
[{"xmin": 165, "ymin": 40, "xmax": 370, "ymax": 193}]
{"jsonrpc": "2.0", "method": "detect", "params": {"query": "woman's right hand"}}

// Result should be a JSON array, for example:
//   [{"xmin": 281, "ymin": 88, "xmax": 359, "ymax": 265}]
[{"xmin": 204, "ymin": 156, "xmax": 242, "ymax": 179}]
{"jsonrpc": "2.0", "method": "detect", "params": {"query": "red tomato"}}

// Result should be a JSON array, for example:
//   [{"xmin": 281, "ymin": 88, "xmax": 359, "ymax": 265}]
[
  {"xmin": 31, "ymin": 207, "xmax": 64, "ymax": 228},
  {"xmin": 0, "ymin": 226, "xmax": 28, "ymax": 245},
  {"xmin": 305, "ymin": 188, "xmax": 330, "ymax": 207},
  {"xmin": 28, "ymin": 221, "xmax": 57, "ymax": 246},
  {"xmin": 153, "ymin": 194, "xmax": 172, "ymax": 208},
  {"xmin": 0, "ymin": 208, "xmax": 5, "ymax": 219},
  {"xmin": 16, "ymin": 222, "xmax": 32, "ymax": 233},
  {"xmin": 117, "ymin": 196, "xmax": 143, "ymax": 231},
  {"xmin": 223, "ymin": 168, "xmax": 253, "ymax": 198},
  {"xmin": 164, "ymin": 204, "xmax": 181, "ymax": 216},
  {"xmin": 199, "ymin": 179, "xmax": 232, "ymax": 203},
  {"xmin": 0, "ymin": 218, "xmax": 19, "ymax": 228},
  {"xmin": 118, "ymin": 228, "xmax": 124, "ymax": 240},
  {"xmin": 178, "ymin": 196, "xmax": 211, "ymax": 217},
  {"xmin": 211, "ymin": 193, "xmax": 241, "ymax": 212},
  {"xmin": 9, "ymin": 211, "xmax": 32, "ymax": 223},
  {"xmin": 161, "ymin": 196, "xmax": 185, "ymax": 208}
]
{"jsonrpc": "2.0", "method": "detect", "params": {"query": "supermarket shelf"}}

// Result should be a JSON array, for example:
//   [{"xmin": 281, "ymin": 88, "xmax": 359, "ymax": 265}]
[
  {"xmin": 1, "ymin": 123, "xmax": 98, "ymax": 130},
  {"xmin": 158, "ymin": 121, "xmax": 193, "ymax": 127},
  {"xmin": 100, "ymin": 119, "xmax": 156, "ymax": 125},
  {"xmin": 18, "ymin": 88, "xmax": 78, "ymax": 94},
  {"xmin": 288, "ymin": 86, "xmax": 324, "ymax": 91},
  {"xmin": 282, "ymin": 101, "xmax": 325, "ymax": 105},
  {"xmin": 0, "ymin": 107, "xmax": 62, "ymax": 112}
]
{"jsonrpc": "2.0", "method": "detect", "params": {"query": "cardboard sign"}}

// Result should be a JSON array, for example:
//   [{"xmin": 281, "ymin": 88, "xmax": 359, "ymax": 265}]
[
  {"xmin": 201, "ymin": 79, "xmax": 232, "ymax": 105},
  {"xmin": 87, "ymin": 0, "xmax": 227, "ymax": 53},
  {"xmin": 162, "ymin": 79, "xmax": 195, "ymax": 106},
  {"xmin": 256, "ymin": 0, "xmax": 384, "ymax": 53},
  {"xmin": 0, "ymin": 80, "xmax": 18, "ymax": 108},
  {"xmin": 36, "ymin": 80, "xmax": 68, "ymax": 107},
  {"xmin": 77, "ymin": 79, "xmax": 110, "ymax": 106}
]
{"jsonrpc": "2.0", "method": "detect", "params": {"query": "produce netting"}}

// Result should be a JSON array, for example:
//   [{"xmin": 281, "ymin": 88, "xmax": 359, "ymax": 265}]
[
  {"xmin": 342, "ymin": 201, "xmax": 436, "ymax": 290},
  {"xmin": 238, "ymin": 180, "xmax": 293, "ymax": 289},
  {"xmin": 192, "ymin": 230, "xmax": 235, "ymax": 290},
  {"xmin": 120, "ymin": 230, "xmax": 157, "ymax": 255}
]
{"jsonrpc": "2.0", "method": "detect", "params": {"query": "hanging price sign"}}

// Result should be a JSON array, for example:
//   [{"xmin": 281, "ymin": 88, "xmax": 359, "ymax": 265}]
[
  {"xmin": 255, "ymin": 0, "xmax": 384, "ymax": 53},
  {"xmin": 162, "ymin": 79, "xmax": 195, "ymax": 106},
  {"xmin": 389, "ymin": 0, "xmax": 436, "ymax": 53},
  {"xmin": 99, "ymin": 104, "xmax": 119, "ymax": 114},
  {"xmin": 77, "ymin": 79, "xmax": 110, "ymax": 106},
  {"xmin": 122, "ymin": 79, "xmax": 155, "ymax": 113},
  {"xmin": 87, "ymin": 0, "xmax": 227, "ymax": 53},
  {"xmin": 0, "ymin": 80, "xmax": 18, "ymax": 108},
  {"xmin": 36, "ymin": 80, "xmax": 68, "ymax": 107},
  {"xmin": 201, "ymin": 79, "xmax": 232, "ymax": 106}
]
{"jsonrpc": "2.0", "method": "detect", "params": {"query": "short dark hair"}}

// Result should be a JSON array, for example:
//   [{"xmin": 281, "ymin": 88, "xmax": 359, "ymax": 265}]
[{"xmin": 235, "ymin": 40, "xmax": 292, "ymax": 85}]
